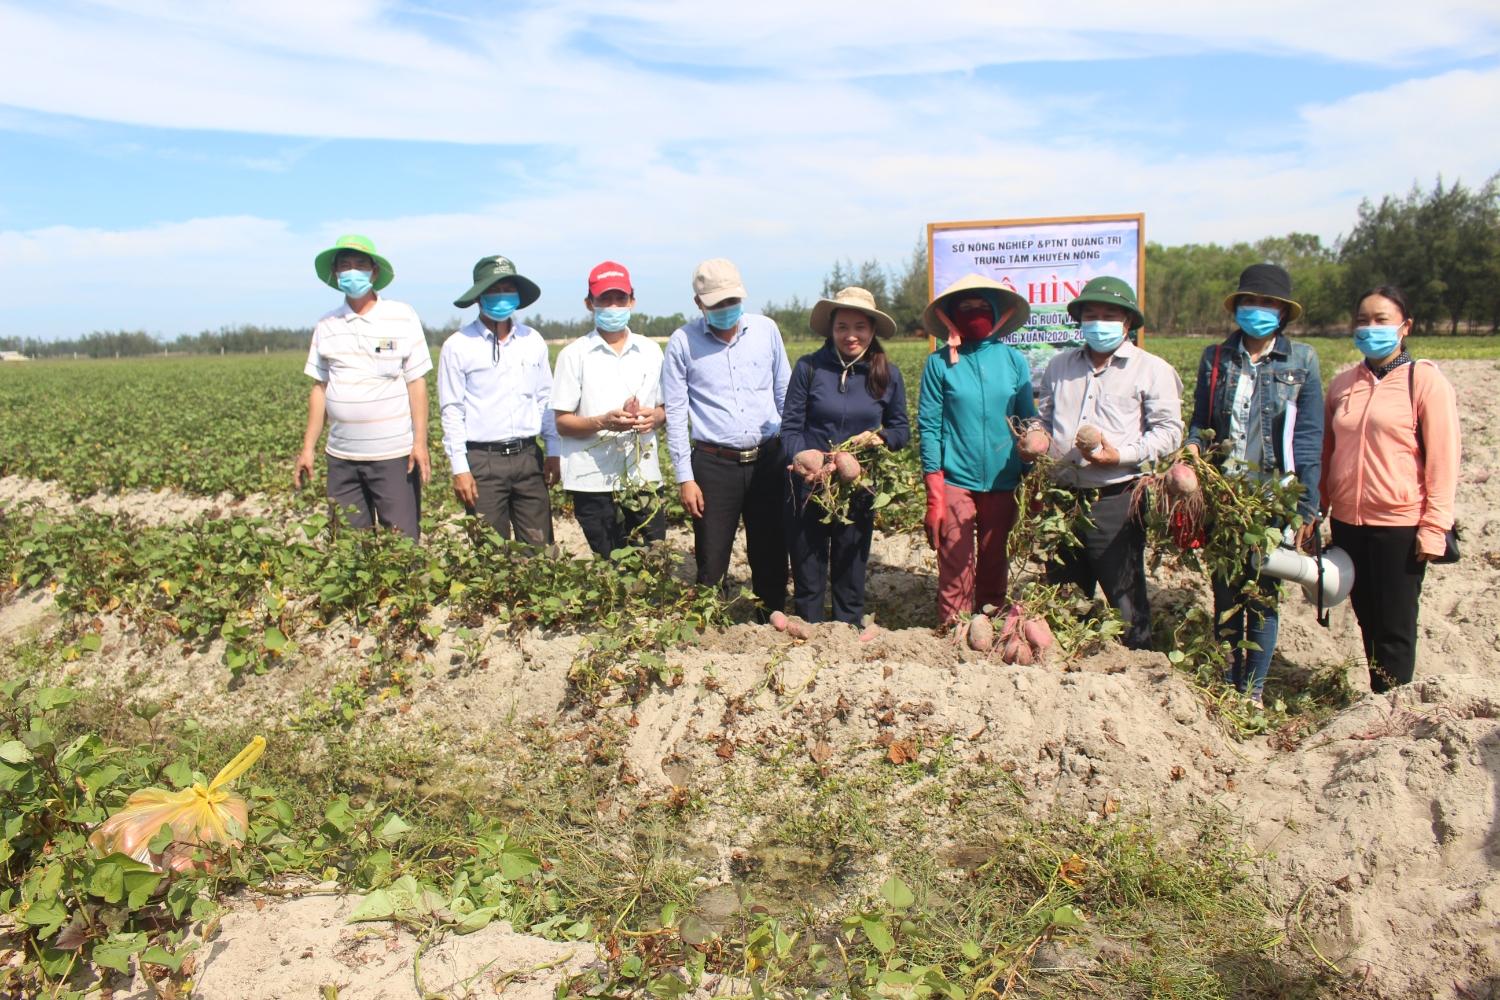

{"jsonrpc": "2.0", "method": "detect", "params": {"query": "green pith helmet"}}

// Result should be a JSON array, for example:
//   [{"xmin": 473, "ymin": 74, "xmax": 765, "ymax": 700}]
[
  {"xmin": 314, "ymin": 234, "xmax": 394, "ymax": 291},
  {"xmin": 1066, "ymin": 276, "xmax": 1144, "ymax": 331}
]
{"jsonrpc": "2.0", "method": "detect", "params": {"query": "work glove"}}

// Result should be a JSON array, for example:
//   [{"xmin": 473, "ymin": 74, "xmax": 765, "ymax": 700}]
[{"xmin": 923, "ymin": 471, "xmax": 946, "ymax": 550}]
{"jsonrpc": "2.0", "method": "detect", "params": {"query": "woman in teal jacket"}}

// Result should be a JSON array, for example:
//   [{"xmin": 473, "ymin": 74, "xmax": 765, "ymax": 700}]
[{"xmin": 918, "ymin": 275, "xmax": 1035, "ymax": 626}]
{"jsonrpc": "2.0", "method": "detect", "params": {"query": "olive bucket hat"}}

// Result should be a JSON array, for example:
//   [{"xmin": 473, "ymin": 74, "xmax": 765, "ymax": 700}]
[
  {"xmin": 1067, "ymin": 276, "xmax": 1144, "ymax": 331},
  {"xmin": 314, "ymin": 234, "xmax": 394, "ymax": 292},
  {"xmin": 454, "ymin": 255, "xmax": 542, "ymax": 309}
]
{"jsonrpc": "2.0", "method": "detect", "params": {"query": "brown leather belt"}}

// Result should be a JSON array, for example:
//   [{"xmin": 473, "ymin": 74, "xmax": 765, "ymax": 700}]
[{"xmin": 693, "ymin": 439, "xmax": 774, "ymax": 464}]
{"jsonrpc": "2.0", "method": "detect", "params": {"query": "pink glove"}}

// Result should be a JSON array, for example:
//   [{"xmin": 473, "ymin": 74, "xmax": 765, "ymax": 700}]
[{"xmin": 923, "ymin": 471, "xmax": 946, "ymax": 550}]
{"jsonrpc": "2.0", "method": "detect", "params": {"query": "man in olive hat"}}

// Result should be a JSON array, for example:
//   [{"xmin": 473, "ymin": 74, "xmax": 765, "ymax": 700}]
[
  {"xmin": 1021, "ymin": 276, "xmax": 1182, "ymax": 649},
  {"xmin": 437, "ymin": 255, "xmax": 560, "ymax": 544},
  {"xmin": 294, "ymin": 234, "xmax": 432, "ymax": 539}
]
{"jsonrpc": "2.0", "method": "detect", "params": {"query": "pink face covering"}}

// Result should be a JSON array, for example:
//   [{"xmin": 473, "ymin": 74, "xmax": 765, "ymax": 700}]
[{"xmin": 949, "ymin": 300, "xmax": 996, "ymax": 341}]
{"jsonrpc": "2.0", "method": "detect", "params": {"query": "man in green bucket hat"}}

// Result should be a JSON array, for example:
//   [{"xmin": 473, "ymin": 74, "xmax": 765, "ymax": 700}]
[
  {"xmin": 1019, "ymin": 275, "xmax": 1182, "ymax": 649},
  {"xmin": 437, "ymin": 254, "xmax": 560, "ymax": 544},
  {"xmin": 294, "ymin": 234, "xmax": 432, "ymax": 539}
]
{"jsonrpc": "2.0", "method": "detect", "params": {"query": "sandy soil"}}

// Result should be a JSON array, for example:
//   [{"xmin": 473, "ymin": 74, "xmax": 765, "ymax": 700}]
[{"xmin": 3, "ymin": 359, "xmax": 1498, "ymax": 998}]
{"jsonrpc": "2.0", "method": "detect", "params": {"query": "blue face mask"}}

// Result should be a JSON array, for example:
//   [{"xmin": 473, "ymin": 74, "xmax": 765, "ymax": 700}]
[
  {"xmin": 337, "ymin": 269, "xmax": 373, "ymax": 298},
  {"xmin": 593, "ymin": 306, "xmax": 631, "ymax": 333},
  {"xmin": 705, "ymin": 303, "xmax": 743, "ymax": 331},
  {"xmin": 479, "ymin": 292, "xmax": 521, "ymax": 322},
  {"xmin": 1235, "ymin": 305, "xmax": 1282, "ymax": 339},
  {"xmin": 1080, "ymin": 319, "xmax": 1126, "ymax": 354},
  {"xmin": 1353, "ymin": 324, "xmax": 1403, "ymax": 360}
]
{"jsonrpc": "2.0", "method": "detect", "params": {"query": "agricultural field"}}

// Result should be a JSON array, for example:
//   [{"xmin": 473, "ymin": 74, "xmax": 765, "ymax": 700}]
[{"xmin": 1, "ymin": 336, "xmax": 1499, "ymax": 999}]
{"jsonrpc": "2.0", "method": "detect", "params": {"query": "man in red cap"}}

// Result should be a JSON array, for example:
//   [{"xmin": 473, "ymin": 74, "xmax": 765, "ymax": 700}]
[{"xmin": 552, "ymin": 261, "xmax": 667, "ymax": 556}]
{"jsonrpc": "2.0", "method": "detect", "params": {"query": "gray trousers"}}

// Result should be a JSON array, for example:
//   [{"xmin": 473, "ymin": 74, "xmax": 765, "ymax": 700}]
[
  {"xmin": 327, "ymin": 455, "xmax": 421, "ymax": 540},
  {"xmin": 468, "ymin": 445, "xmax": 552, "ymax": 545}
]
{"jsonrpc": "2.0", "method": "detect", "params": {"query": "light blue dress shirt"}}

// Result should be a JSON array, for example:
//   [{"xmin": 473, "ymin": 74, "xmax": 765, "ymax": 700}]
[{"xmin": 661, "ymin": 314, "xmax": 791, "ymax": 483}]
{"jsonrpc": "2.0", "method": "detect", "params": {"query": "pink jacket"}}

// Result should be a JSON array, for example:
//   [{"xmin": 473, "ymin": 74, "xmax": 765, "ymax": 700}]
[{"xmin": 1320, "ymin": 359, "xmax": 1460, "ymax": 557}]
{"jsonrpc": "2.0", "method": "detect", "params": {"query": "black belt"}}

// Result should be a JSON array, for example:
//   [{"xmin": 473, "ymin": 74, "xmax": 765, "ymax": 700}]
[
  {"xmin": 693, "ymin": 437, "xmax": 777, "ymax": 464},
  {"xmin": 466, "ymin": 437, "xmax": 534, "ymax": 455},
  {"xmin": 1065, "ymin": 477, "xmax": 1139, "ymax": 498}
]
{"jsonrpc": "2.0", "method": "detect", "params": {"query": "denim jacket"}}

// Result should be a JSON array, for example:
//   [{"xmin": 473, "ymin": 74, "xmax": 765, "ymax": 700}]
[{"xmin": 1186, "ymin": 331, "xmax": 1323, "ymax": 519}]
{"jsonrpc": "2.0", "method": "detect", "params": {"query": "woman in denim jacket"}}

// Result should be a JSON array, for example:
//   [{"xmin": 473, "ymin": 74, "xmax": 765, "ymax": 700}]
[{"xmin": 1186, "ymin": 264, "xmax": 1323, "ymax": 707}]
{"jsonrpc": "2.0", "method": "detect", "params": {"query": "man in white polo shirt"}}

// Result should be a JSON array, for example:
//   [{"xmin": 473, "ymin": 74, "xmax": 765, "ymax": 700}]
[
  {"xmin": 294, "ymin": 234, "xmax": 432, "ymax": 539},
  {"xmin": 552, "ymin": 261, "xmax": 667, "ymax": 557},
  {"xmin": 438, "ymin": 255, "xmax": 560, "ymax": 545}
]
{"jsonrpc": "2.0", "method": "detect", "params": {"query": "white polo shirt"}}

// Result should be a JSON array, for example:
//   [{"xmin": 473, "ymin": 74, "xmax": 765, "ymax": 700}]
[
  {"xmin": 551, "ymin": 330, "xmax": 664, "ymax": 492},
  {"xmin": 304, "ymin": 298, "xmax": 432, "ymax": 461}
]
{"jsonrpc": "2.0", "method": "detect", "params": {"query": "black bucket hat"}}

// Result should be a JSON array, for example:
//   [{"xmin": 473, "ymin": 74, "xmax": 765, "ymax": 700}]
[{"xmin": 1223, "ymin": 263, "xmax": 1303, "ymax": 323}]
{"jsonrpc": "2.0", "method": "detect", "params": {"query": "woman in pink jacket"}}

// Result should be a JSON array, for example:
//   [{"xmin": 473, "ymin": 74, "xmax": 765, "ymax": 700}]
[{"xmin": 1320, "ymin": 285, "xmax": 1460, "ymax": 692}]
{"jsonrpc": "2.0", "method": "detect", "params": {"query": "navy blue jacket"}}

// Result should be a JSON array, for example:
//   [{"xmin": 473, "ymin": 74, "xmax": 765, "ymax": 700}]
[
  {"xmin": 781, "ymin": 342, "xmax": 910, "ymax": 462},
  {"xmin": 1186, "ymin": 330, "xmax": 1323, "ymax": 519}
]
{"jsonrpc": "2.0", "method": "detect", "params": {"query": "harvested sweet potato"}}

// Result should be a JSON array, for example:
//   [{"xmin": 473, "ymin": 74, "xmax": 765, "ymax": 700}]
[
  {"xmin": 1000, "ymin": 637, "xmax": 1023, "ymax": 664},
  {"xmin": 1021, "ymin": 617, "xmax": 1054, "ymax": 652},
  {"xmin": 769, "ymin": 610, "xmax": 789, "ymax": 632},
  {"xmin": 623, "ymin": 396, "xmax": 640, "ymax": 415},
  {"xmin": 1012, "ymin": 641, "xmax": 1034, "ymax": 666},
  {"xmin": 832, "ymin": 452, "xmax": 862, "ymax": 483},
  {"xmin": 1164, "ymin": 462, "xmax": 1199, "ymax": 497},
  {"xmin": 966, "ymin": 614, "xmax": 994, "ymax": 652},
  {"xmin": 792, "ymin": 450, "xmax": 829, "ymax": 482},
  {"xmin": 1021, "ymin": 428, "xmax": 1051, "ymax": 457},
  {"xmin": 1075, "ymin": 424, "xmax": 1104, "ymax": 455}
]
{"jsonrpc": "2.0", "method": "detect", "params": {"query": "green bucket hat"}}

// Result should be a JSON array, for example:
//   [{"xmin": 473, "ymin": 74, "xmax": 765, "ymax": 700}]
[
  {"xmin": 454, "ymin": 256, "xmax": 541, "ymax": 309},
  {"xmin": 1066, "ymin": 276, "xmax": 1144, "ymax": 331},
  {"xmin": 314, "ymin": 234, "xmax": 394, "ymax": 292}
]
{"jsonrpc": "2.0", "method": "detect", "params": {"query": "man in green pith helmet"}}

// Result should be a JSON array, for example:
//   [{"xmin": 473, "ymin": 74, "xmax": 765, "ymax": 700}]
[
  {"xmin": 1018, "ymin": 276, "xmax": 1182, "ymax": 649},
  {"xmin": 295, "ymin": 234, "xmax": 432, "ymax": 539},
  {"xmin": 437, "ymin": 255, "xmax": 560, "ymax": 545}
]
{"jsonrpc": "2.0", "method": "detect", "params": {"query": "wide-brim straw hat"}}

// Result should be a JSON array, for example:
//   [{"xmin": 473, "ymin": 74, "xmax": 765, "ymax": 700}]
[
  {"xmin": 454, "ymin": 255, "xmax": 542, "ymax": 309},
  {"xmin": 809, "ymin": 286, "xmax": 897, "ymax": 341},
  {"xmin": 314, "ymin": 234, "xmax": 394, "ymax": 292},
  {"xmin": 922, "ymin": 274, "xmax": 1030, "ymax": 339},
  {"xmin": 1222, "ymin": 262, "xmax": 1303, "ymax": 323}
]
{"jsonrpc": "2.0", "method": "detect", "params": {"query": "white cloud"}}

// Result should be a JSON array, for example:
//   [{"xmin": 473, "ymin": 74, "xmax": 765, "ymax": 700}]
[{"xmin": 2, "ymin": 3, "xmax": 1499, "ymax": 337}]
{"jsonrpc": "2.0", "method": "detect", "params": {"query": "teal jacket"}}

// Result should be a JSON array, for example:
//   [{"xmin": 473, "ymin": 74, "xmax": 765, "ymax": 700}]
[{"xmin": 917, "ymin": 338, "xmax": 1036, "ymax": 492}]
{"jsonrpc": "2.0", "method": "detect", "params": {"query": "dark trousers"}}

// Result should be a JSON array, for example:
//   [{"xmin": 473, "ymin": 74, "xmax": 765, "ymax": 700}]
[
  {"xmin": 467, "ymin": 444, "xmax": 552, "ymax": 545},
  {"xmin": 327, "ymin": 455, "xmax": 421, "ymax": 540},
  {"xmin": 786, "ymin": 487, "xmax": 873, "ymax": 625},
  {"xmin": 1331, "ymin": 519, "xmax": 1427, "ymax": 692},
  {"xmin": 570, "ymin": 489, "xmax": 666, "ymax": 558},
  {"xmin": 689, "ymin": 445, "xmax": 788, "ymax": 614},
  {"xmin": 1047, "ymin": 487, "xmax": 1150, "ymax": 649}
]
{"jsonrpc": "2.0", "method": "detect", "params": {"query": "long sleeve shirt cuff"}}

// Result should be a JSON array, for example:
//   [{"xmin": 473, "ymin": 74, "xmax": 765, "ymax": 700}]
[
  {"xmin": 1115, "ymin": 444, "xmax": 1143, "ymax": 467},
  {"xmin": 448, "ymin": 451, "xmax": 470, "ymax": 476},
  {"xmin": 1416, "ymin": 525, "xmax": 1449, "ymax": 557}
]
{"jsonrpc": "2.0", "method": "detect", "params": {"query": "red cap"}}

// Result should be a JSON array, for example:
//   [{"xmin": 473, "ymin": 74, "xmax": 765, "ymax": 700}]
[{"xmin": 587, "ymin": 260, "xmax": 633, "ymax": 298}]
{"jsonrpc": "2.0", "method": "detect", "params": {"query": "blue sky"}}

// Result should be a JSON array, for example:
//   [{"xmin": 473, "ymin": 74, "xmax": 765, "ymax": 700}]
[{"xmin": 2, "ymin": 1, "xmax": 1498, "ymax": 340}]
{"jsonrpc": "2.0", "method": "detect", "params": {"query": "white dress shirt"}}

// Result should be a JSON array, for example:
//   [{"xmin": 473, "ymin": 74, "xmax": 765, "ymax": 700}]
[
  {"xmin": 551, "ymin": 330, "xmax": 664, "ymax": 492},
  {"xmin": 437, "ymin": 319, "xmax": 559, "ymax": 476}
]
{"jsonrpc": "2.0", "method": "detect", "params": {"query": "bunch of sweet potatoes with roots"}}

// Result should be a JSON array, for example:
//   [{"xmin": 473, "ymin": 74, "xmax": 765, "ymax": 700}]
[
  {"xmin": 788, "ymin": 436, "xmax": 882, "ymax": 525},
  {"xmin": 958, "ymin": 601, "xmax": 1055, "ymax": 665},
  {"xmin": 1132, "ymin": 448, "xmax": 1209, "ymax": 550}
]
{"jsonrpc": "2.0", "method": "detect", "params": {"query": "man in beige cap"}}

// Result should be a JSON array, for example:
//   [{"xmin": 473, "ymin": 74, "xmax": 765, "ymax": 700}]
[{"xmin": 661, "ymin": 258, "xmax": 790, "ymax": 615}]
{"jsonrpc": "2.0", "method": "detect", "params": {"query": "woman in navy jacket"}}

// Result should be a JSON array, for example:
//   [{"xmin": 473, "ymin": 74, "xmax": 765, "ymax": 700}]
[{"xmin": 781, "ymin": 287, "xmax": 910, "ymax": 625}]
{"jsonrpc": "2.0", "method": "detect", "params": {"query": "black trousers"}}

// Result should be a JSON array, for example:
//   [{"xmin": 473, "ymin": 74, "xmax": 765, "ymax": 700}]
[
  {"xmin": 326, "ymin": 455, "xmax": 421, "ymax": 540},
  {"xmin": 467, "ymin": 444, "xmax": 552, "ymax": 545},
  {"xmin": 689, "ymin": 444, "xmax": 788, "ymax": 615},
  {"xmin": 786, "ymin": 487, "xmax": 873, "ymax": 625},
  {"xmin": 1046, "ymin": 487, "xmax": 1150, "ymax": 649},
  {"xmin": 570, "ymin": 489, "xmax": 666, "ymax": 558},
  {"xmin": 1331, "ymin": 519, "xmax": 1427, "ymax": 692}
]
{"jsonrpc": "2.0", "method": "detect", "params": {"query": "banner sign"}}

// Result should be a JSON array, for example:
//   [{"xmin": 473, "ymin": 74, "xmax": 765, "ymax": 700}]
[{"xmin": 928, "ymin": 213, "xmax": 1145, "ymax": 373}]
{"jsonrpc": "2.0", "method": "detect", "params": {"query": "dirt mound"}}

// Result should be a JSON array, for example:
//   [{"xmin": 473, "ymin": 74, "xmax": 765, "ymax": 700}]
[
  {"xmin": 115, "ymin": 891, "xmax": 597, "ymax": 1000},
  {"xmin": 1235, "ymin": 673, "xmax": 1500, "ymax": 996}
]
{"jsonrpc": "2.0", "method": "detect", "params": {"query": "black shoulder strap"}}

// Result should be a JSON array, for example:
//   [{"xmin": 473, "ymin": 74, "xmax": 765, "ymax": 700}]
[{"xmin": 1409, "ymin": 361, "xmax": 1424, "ymax": 462}]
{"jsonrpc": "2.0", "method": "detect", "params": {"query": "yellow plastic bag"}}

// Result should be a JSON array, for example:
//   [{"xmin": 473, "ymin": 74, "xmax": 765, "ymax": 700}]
[{"xmin": 90, "ymin": 736, "xmax": 266, "ymax": 873}]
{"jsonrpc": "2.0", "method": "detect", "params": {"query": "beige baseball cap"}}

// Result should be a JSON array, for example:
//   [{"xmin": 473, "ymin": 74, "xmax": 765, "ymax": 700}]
[{"xmin": 692, "ymin": 258, "xmax": 747, "ymax": 307}]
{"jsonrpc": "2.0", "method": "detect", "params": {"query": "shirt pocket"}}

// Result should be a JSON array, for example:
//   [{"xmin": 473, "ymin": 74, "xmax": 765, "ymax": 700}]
[
  {"xmin": 739, "ymin": 355, "xmax": 773, "ymax": 391},
  {"xmin": 372, "ymin": 356, "xmax": 404, "ymax": 380},
  {"xmin": 1093, "ymin": 391, "xmax": 1140, "ymax": 436},
  {"xmin": 1272, "ymin": 369, "xmax": 1306, "ymax": 403}
]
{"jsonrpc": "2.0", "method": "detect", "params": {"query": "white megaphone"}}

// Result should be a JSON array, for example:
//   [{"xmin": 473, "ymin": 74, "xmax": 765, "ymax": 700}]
[{"xmin": 1259, "ymin": 545, "xmax": 1355, "ymax": 608}]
